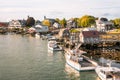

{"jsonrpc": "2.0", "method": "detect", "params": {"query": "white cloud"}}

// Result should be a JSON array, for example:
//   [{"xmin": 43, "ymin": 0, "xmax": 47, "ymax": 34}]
[{"xmin": 0, "ymin": 0, "xmax": 120, "ymax": 21}]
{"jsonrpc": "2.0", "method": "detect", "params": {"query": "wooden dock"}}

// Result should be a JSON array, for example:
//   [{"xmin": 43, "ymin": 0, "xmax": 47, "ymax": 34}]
[{"xmin": 100, "ymin": 34, "xmax": 120, "ymax": 42}]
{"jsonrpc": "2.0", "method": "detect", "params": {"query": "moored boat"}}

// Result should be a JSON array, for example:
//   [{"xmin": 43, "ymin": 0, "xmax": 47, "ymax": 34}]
[
  {"xmin": 65, "ymin": 49, "xmax": 98, "ymax": 71},
  {"xmin": 48, "ymin": 41, "xmax": 63, "ymax": 51},
  {"xmin": 95, "ymin": 66, "xmax": 120, "ymax": 80}
]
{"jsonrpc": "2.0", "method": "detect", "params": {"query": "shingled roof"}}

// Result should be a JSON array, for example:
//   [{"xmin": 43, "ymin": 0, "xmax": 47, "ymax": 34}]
[{"xmin": 81, "ymin": 31, "xmax": 99, "ymax": 38}]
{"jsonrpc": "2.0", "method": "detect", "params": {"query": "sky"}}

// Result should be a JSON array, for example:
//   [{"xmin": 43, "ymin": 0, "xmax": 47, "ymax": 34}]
[{"xmin": 0, "ymin": 0, "xmax": 120, "ymax": 22}]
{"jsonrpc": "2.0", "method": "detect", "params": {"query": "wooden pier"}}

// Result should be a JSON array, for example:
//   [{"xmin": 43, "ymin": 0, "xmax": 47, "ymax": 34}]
[
  {"xmin": 99, "ymin": 33, "xmax": 120, "ymax": 47},
  {"xmin": 81, "ymin": 33, "xmax": 120, "ymax": 47},
  {"xmin": 100, "ymin": 34, "xmax": 120, "ymax": 42}
]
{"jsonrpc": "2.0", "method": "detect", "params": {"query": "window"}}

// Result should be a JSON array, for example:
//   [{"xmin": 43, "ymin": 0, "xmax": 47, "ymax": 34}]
[{"xmin": 93, "ymin": 32, "xmax": 96, "ymax": 35}]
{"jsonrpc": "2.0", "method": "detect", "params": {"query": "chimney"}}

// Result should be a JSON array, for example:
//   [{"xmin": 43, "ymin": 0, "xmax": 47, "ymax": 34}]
[
  {"xmin": 28, "ymin": 15, "xmax": 30, "ymax": 18},
  {"xmin": 44, "ymin": 16, "xmax": 46, "ymax": 20}
]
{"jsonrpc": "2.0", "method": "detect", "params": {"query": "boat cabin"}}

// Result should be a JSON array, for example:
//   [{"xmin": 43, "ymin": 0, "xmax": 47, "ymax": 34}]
[{"xmin": 100, "ymin": 70, "xmax": 113, "ymax": 79}]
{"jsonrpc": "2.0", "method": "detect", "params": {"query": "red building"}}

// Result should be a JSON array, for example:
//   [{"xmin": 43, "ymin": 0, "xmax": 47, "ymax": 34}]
[{"xmin": 0, "ymin": 22, "xmax": 8, "ymax": 28}]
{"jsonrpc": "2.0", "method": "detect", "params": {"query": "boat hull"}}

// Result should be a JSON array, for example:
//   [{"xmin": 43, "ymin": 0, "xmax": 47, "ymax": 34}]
[
  {"xmin": 95, "ymin": 66, "xmax": 120, "ymax": 80},
  {"xmin": 48, "ymin": 41, "xmax": 63, "ymax": 51},
  {"xmin": 65, "ymin": 53, "xmax": 96, "ymax": 71},
  {"xmin": 48, "ymin": 46, "xmax": 63, "ymax": 51}
]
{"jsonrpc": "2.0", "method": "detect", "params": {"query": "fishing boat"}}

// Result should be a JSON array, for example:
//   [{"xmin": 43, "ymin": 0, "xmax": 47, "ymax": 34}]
[
  {"xmin": 48, "ymin": 41, "xmax": 63, "ymax": 51},
  {"xmin": 95, "ymin": 66, "xmax": 120, "ymax": 80},
  {"xmin": 64, "ymin": 48, "xmax": 98, "ymax": 71}
]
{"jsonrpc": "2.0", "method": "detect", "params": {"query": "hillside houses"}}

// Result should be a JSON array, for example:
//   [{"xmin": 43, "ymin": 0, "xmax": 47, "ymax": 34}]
[
  {"xmin": 34, "ymin": 24, "xmax": 49, "ymax": 33},
  {"xmin": 96, "ymin": 18, "xmax": 114, "ymax": 32},
  {"xmin": 28, "ymin": 24, "xmax": 49, "ymax": 34},
  {"xmin": 59, "ymin": 28, "xmax": 70, "ymax": 38},
  {"xmin": 67, "ymin": 19, "xmax": 77, "ymax": 28},
  {"xmin": 53, "ymin": 22, "xmax": 61, "ymax": 28},
  {"xmin": 9, "ymin": 20, "xmax": 26, "ymax": 28},
  {"xmin": 4, "ymin": 17, "xmax": 117, "ymax": 45},
  {"xmin": 35, "ymin": 20, "xmax": 42, "ymax": 25},
  {"xmin": 44, "ymin": 16, "xmax": 56, "ymax": 26}
]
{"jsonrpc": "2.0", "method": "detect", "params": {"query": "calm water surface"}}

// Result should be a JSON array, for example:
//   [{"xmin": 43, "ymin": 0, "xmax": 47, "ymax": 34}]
[{"xmin": 0, "ymin": 34, "xmax": 99, "ymax": 80}]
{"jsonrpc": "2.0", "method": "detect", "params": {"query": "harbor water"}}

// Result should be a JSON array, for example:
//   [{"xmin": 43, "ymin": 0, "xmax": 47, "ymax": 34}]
[{"xmin": 0, "ymin": 34, "xmax": 100, "ymax": 80}]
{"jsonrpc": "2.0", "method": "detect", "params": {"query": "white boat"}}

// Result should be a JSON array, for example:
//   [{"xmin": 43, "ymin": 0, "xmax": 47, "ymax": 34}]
[
  {"xmin": 95, "ymin": 66, "xmax": 120, "ymax": 80},
  {"xmin": 48, "ymin": 36, "xmax": 57, "ymax": 41},
  {"xmin": 41, "ymin": 34, "xmax": 52, "ymax": 40},
  {"xmin": 65, "ymin": 49, "xmax": 98, "ymax": 71},
  {"xmin": 48, "ymin": 41, "xmax": 63, "ymax": 51}
]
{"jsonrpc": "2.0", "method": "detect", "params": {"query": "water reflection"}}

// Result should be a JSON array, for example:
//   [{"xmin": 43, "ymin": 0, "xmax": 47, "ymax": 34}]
[
  {"xmin": 65, "ymin": 63, "xmax": 100, "ymax": 80},
  {"xmin": 48, "ymin": 49, "xmax": 54, "ymax": 55},
  {"xmin": 65, "ymin": 63, "xmax": 80, "ymax": 80},
  {"xmin": 47, "ymin": 50, "xmax": 54, "ymax": 57},
  {"xmin": 95, "ymin": 77, "xmax": 100, "ymax": 80},
  {"xmin": 0, "ymin": 34, "xmax": 119, "ymax": 80},
  {"xmin": 47, "ymin": 49, "xmax": 63, "ymax": 56}
]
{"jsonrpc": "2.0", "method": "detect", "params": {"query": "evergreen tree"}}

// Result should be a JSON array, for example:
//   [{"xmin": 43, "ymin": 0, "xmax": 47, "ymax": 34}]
[{"xmin": 26, "ymin": 16, "xmax": 35, "ymax": 27}]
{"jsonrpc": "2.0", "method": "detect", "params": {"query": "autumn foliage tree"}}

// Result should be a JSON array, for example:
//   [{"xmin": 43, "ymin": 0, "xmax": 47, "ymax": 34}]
[
  {"xmin": 77, "ymin": 15, "xmax": 95, "ymax": 27},
  {"xmin": 26, "ymin": 16, "xmax": 35, "ymax": 27},
  {"xmin": 55, "ymin": 18, "xmax": 60, "ymax": 23},
  {"xmin": 60, "ymin": 18, "xmax": 67, "ymax": 28},
  {"xmin": 113, "ymin": 18, "xmax": 120, "ymax": 28},
  {"xmin": 42, "ymin": 20, "xmax": 51, "ymax": 27}
]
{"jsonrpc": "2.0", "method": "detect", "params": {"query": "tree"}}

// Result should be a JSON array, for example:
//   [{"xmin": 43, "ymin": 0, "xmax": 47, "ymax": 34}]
[
  {"xmin": 77, "ymin": 18, "xmax": 82, "ymax": 27},
  {"xmin": 26, "ymin": 16, "xmax": 35, "ymax": 27},
  {"xmin": 77, "ymin": 15, "xmax": 95, "ymax": 27},
  {"xmin": 114, "ymin": 18, "xmax": 120, "ymax": 28},
  {"xmin": 60, "ymin": 18, "xmax": 67, "ymax": 28},
  {"xmin": 42, "ymin": 20, "xmax": 51, "ymax": 27},
  {"xmin": 55, "ymin": 18, "xmax": 60, "ymax": 23}
]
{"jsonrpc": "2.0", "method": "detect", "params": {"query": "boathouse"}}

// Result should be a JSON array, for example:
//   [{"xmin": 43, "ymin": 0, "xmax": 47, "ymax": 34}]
[{"xmin": 79, "ymin": 30, "xmax": 100, "ymax": 44}]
